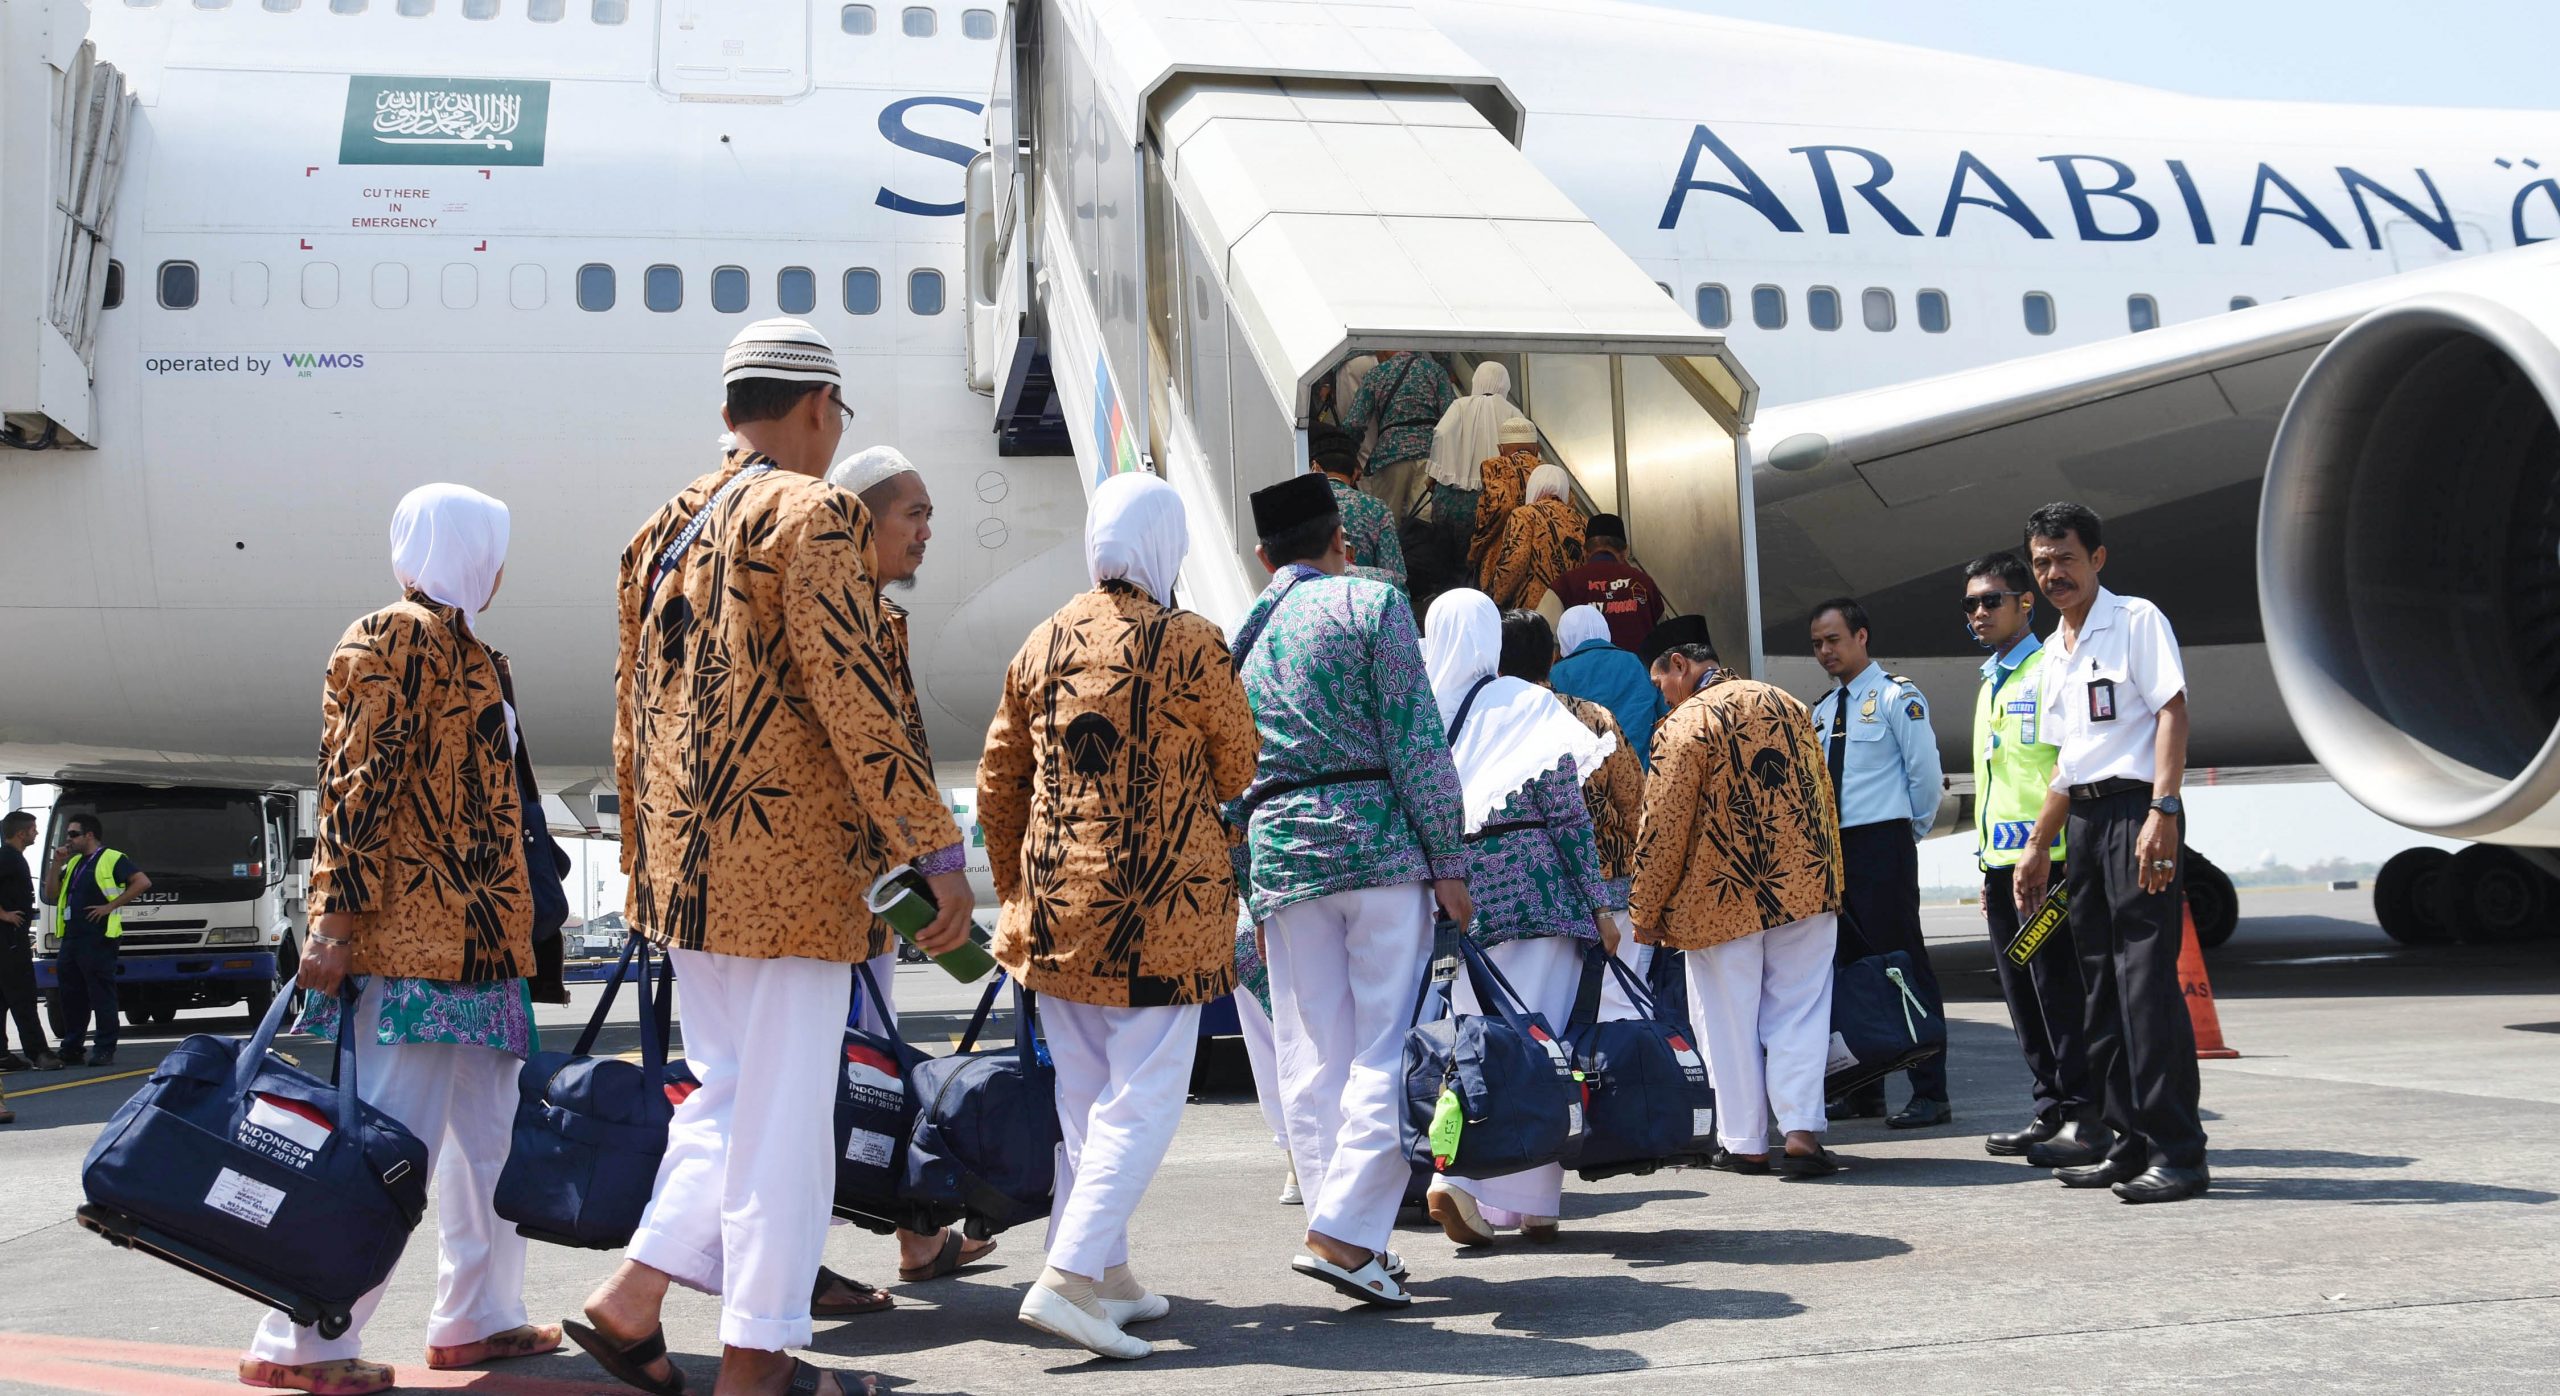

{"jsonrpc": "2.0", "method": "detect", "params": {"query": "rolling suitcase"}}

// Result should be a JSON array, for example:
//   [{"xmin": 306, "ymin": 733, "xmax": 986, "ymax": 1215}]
[
  {"xmin": 1400, "ymin": 934, "xmax": 1584, "ymax": 1180},
  {"xmin": 1825, "ymin": 911, "xmax": 1947, "ymax": 1098},
  {"xmin": 78, "ymin": 984, "xmax": 429, "ymax": 1338},
  {"xmin": 832, "ymin": 961, "xmax": 958, "ymax": 1236},
  {"xmin": 901, "ymin": 973, "xmax": 1059, "ymax": 1239},
  {"xmin": 495, "ymin": 932, "xmax": 674, "ymax": 1249},
  {"xmin": 1562, "ymin": 944, "xmax": 1716, "ymax": 1180}
]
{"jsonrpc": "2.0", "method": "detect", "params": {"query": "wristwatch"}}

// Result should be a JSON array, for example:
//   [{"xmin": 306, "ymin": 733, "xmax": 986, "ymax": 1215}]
[{"xmin": 2150, "ymin": 795, "xmax": 2183, "ymax": 816}]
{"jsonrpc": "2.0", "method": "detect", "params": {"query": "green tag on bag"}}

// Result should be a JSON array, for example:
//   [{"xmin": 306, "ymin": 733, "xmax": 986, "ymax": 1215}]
[{"xmin": 1429, "ymin": 1086, "xmax": 1465, "ymax": 1169}]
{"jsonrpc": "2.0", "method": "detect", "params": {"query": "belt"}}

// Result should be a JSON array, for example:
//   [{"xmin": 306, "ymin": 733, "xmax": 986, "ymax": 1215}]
[
  {"xmin": 1236, "ymin": 768, "xmax": 1390, "ymax": 820},
  {"xmin": 2067, "ymin": 777, "xmax": 2153, "ymax": 803},
  {"xmin": 1463, "ymin": 819, "xmax": 1547, "ymax": 845}
]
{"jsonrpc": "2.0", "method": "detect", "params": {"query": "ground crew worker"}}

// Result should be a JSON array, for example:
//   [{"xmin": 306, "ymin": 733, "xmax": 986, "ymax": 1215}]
[
  {"xmin": 1962, "ymin": 553, "xmax": 2100, "ymax": 1166},
  {"xmin": 42, "ymin": 813, "xmax": 151, "ymax": 1068},
  {"xmin": 1807, "ymin": 599, "xmax": 1948, "ymax": 1127},
  {"xmin": 2012, "ymin": 501, "xmax": 2210, "ymax": 1205},
  {"xmin": 0, "ymin": 809, "xmax": 60, "ymax": 1071}
]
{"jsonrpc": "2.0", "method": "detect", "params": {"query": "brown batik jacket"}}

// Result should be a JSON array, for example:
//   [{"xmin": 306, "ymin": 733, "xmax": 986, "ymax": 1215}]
[
  {"xmin": 1481, "ymin": 496, "xmax": 1586, "ymax": 611},
  {"xmin": 842, "ymin": 598, "xmax": 935, "ymax": 961},
  {"xmin": 309, "ymin": 594, "xmax": 533, "ymax": 982},
  {"xmin": 1467, "ymin": 447, "xmax": 1537, "ymax": 574},
  {"xmin": 615, "ymin": 450, "xmax": 960, "ymax": 963},
  {"xmin": 1630, "ymin": 673, "xmax": 1842, "ymax": 950},
  {"xmin": 1559, "ymin": 694, "xmax": 1642, "ymax": 883},
  {"xmin": 978, "ymin": 583, "xmax": 1259, "ymax": 1007}
]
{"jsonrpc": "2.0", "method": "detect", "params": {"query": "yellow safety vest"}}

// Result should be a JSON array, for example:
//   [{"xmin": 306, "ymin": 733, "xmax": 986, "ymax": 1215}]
[
  {"xmin": 52, "ymin": 848, "xmax": 128, "ymax": 941},
  {"xmin": 1974, "ymin": 646, "xmax": 2065, "ymax": 871}
]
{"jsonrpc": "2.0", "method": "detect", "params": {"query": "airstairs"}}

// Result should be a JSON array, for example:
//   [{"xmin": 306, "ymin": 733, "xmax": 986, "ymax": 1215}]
[
  {"xmin": 0, "ymin": 8, "xmax": 130, "ymax": 450},
  {"xmin": 972, "ymin": 0, "xmax": 1766, "ymax": 671}
]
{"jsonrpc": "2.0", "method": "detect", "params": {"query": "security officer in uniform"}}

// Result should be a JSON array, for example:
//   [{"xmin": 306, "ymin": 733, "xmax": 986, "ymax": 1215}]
[
  {"xmin": 2012, "ymin": 501, "xmax": 2209, "ymax": 1204},
  {"xmin": 1808, "ymin": 599, "xmax": 1948, "ymax": 1127},
  {"xmin": 1962, "ymin": 553, "xmax": 2101, "ymax": 1165},
  {"xmin": 42, "ymin": 813, "xmax": 151, "ymax": 1068}
]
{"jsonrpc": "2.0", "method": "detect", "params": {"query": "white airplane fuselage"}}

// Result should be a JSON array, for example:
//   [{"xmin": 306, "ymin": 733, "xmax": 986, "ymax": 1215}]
[{"xmin": 4, "ymin": 0, "xmax": 2556, "ymax": 791}]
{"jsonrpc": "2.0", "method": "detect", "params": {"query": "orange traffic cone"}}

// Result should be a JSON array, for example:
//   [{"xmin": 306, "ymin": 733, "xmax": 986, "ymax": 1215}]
[{"xmin": 2178, "ymin": 902, "xmax": 2240, "ymax": 1059}]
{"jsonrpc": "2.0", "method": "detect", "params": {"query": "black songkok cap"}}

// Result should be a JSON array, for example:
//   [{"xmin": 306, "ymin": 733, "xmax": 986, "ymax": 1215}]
[
  {"xmin": 1250, "ymin": 472, "xmax": 1340, "ymax": 541},
  {"xmin": 1586, "ymin": 513, "xmax": 1625, "ymax": 540},
  {"xmin": 1638, "ymin": 614, "xmax": 1713, "ymax": 668}
]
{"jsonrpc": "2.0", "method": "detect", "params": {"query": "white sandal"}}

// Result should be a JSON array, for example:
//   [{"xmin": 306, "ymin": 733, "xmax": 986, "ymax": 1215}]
[{"xmin": 1290, "ymin": 1252, "xmax": 1412, "ymax": 1308}]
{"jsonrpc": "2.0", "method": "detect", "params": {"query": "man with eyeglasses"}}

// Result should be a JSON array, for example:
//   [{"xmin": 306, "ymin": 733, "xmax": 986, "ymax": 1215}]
[
  {"xmin": 1808, "ymin": 598, "xmax": 1948, "ymax": 1128},
  {"xmin": 1961, "ymin": 553, "xmax": 2099, "ymax": 1168}
]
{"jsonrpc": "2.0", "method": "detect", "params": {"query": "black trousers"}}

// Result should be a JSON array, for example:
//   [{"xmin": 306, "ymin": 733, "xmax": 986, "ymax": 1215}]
[
  {"xmin": 1982, "ymin": 865, "xmax": 2093, "ymax": 1123},
  {"xmin": 1836, "ymin": 819, "xmax": 1947, "ymax": 1102},
  {"xmin": 0, "ymin": 934, "xmax": 50, "ymax": 1058},
  {"xmin": 56, "ymin": 950, "xmax": 119, "ymax": 1056},
  {"xmin": 2066, "ymin": 790, "xmax": 2206, "ymax": 1170}
]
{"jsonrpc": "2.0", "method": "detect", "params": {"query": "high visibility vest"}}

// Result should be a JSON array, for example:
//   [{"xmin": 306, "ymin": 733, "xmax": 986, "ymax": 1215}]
[
  {"xmin": 1974, "ymin": 646, "xmax": 2065, "ymax": 870},
  {"xmin": 51, "ymin": 848, "xmax": 129, "ymax": 941}
]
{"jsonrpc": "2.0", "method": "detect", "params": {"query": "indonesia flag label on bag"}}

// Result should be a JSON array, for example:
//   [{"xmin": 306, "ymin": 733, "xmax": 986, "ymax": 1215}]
[
  {"xmin": 1664, "ymin": 1033, "xmax": 1709, "ymax": 1088},
  {"xmin": 844, "ymin": 1042, "xmax": 905, "ymax": 1113},
  {"xmin": 237, "ymin": 1093, "xmax": 334, "ymax": 1171}
]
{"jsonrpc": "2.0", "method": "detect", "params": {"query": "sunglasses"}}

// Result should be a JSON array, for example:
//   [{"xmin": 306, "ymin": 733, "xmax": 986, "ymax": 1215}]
[
  {"xmin": 831, "ymin": 392, "xmax": 855, "ymax": 429},
  {"xmin": 1961, "ymin": 591, "xmax": 2026, "ymax": 614}
]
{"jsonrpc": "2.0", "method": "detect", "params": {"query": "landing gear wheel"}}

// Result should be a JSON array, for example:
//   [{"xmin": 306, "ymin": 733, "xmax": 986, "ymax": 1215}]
[
  {"xmin": 2447, "ymin": 844, "xmax": 2551, "ymax": 943},
  {"xmin": 2182, "ymin": 848, "xmax": 2239, "ymax": 950},
  {"xmin": 2374, "ymin": 847, "xmax": 2458, "ymax": 945}
]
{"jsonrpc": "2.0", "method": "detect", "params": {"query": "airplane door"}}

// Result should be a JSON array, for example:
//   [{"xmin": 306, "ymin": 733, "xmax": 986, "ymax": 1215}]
[{"xmin": 656, "ymin": 1, "xmax": 812, "ymax": 101}]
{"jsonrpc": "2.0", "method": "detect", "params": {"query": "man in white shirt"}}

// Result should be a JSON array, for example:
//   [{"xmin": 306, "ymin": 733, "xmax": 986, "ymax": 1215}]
[{"xmin": 2011, "ymin": 502, "xmax": 2209, "ymax": 1205}]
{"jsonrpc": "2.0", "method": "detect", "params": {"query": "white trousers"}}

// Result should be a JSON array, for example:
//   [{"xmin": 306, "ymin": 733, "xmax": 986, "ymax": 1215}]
[
  {"xmin": 628, "ymin": 949, "xmax": 850, "ymax": 1352},
  {"xmin": 1263, "ymin": 882, "xmax": 1434, "ymax": 1253},
  {"xmin": 1596, "ymin": 914, "xmax": 1654, "ymax": 1021},
  {"xmin": 247, "ymin": 979, "xmax": 528, "ymax": 1364},
  {"xmin": 1235, "ymin": 986, "xmax": 1288, "ymax": 1150},
  {"xmin": 1445, "ymin": 934, "xmax": 1589, "ymax": 1227},
  {"xmin": 1684, "ymin": 912, "xmax": 1837, "ymax": 1154},
  {"xmin": 1040, "ymin": 999, "xmax": 1200, "ymax": 1279}
]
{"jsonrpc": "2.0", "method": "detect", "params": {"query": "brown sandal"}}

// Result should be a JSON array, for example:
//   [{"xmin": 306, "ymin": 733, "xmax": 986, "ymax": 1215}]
[
  {"xmin": 897, "ymin": 1228, "xmax": 996, "ymax": 1282},
  {"xmin": 426, "ymin": 1321, "xmax": 563, "ymax": 1369},
  {"xmin": 811, "ymin": 1266, "xmax": 895, "ymax": 1317}
]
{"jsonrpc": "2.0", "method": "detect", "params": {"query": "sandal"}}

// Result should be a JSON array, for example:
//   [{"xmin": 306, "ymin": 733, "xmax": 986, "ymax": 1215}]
[
  {"xmin": 236, "ymin": 1357, "xmax": 395, "ymax": 1395},
  {"xmin": 426, "ymin": 1322, "xmax": 562, "ymax": 1369},
  {"xmin": 1778, "ymin": 1145, "xmax": 1846, "ymax": 1178},
  {"xmin": 563, "ymin": 1316, "xmax": 687, "ymax": 1396},
  {"xmin": 783, "ymin": 1357, "xmax": 878, "ymax": 1395},
  {"xmin": 1290, "ymin": 1252, "xmax": 1412, "ymax": 1308},
  {"xmin": 896, "ymin": 1228, "xmax": 996, "ymax": 1283},
  {"xmin": 811, "ymin": 1266, "xmax": 895, "ymax": 1318}
]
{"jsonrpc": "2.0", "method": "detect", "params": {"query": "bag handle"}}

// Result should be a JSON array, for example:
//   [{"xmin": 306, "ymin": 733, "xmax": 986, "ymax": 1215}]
[
  {"xmin": 1450, "ymin": 934, "xmax": 1545, "ymax": 1043},
  {"xmin": 849, "ymin": 959, "xmax": 909, "ymax": 1050},
  {"xmin": 238, "ymin": 979, "xmax": 365, "ymax": 1138},
  {"xmin": 575, "ymin": 934, "xmax": 672, "ymax": 1120},
  {"xmin": 954, "ymin": 970, "xmax": 1008, "ymax": 1054},
  {"xmin": 1566, "ymin": 941, "xmax": 1659, "ymax": 1033},
  {"xmin": 1445, "ymin": 674, "xmax": 1495, "ymax": 747},
  {"xmin": 1013, "ymin": 982, "xmax": 1042, "ymax": 1073}
]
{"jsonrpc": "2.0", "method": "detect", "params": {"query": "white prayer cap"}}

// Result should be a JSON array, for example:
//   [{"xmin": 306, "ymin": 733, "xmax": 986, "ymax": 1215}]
[
  {"xmin": 1499, "ymin": 415, "xmax": 1539, "ymax": 446},
  {"xmin": 828, "ymin": 445, "xmax": 921, "ymax": 497},
  {"xmin": 723, "ymin": 317, "xmax": 840, "ymax": 386}
]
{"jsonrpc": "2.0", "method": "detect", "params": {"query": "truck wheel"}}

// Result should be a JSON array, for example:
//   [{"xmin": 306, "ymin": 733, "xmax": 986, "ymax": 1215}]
[
  {"xmin": 243, "ymin": 980, "xmax": 275, "ymax": 1022},
  {"xmin": 125, "ymin": 1006, "xmax": 154, "ymax": 1029}
]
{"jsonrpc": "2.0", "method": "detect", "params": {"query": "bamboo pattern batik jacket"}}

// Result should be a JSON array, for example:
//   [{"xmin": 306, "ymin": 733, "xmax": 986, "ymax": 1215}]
[
  {"xmin": 1629, "ymin": 673, "xmax": 1843, "ymax": 950},
  {"xmin": 1481, "ymin": 497, "xmax": 1586, "ymax": 612},
  {"xmin": 1559, "ymin": 693, "xmax": 1643, "ymax": 885}
]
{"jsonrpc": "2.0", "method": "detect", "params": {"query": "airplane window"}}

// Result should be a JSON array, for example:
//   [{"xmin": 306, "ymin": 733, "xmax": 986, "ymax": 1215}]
[
  {"xmin": 844, "ymin": 267, "xmax": 881, "ymax": 315},
  {"xmin": 2230, "ymin": 295, "xmax": 2257, "ymax": 311},
  {"xmin": 1861, "ymin": 287, "xmax": 1895, "ymax": 332},
  {"xmin": 2023, "ymin": 291, "xmax": 2056, "ymax": 336},
  {"xmin": 442, "ymin": 264, "xmax": 477, "ymax": 309},
  {"xmin": 1917, "ymin": 288, "xmax": 1950, "ymax": 334},
  {"xmin": 645, "ymin": 264, "xmax": 683, "ymax": 312},
  {"xmin": 1806, "ymin": 286, "xmax": 1841, "ymax": 332},
  {"xmin": 465, "ymin": 0, "xmax": 497, "ymax": 14},
  {"xmin": 1653, "ymin": 281, "xmax": 1672, "ymax": 299},
  {"xmin": 302, "ymin": 262, "xmax": 340, "ymax": 310},
  {"xmin": 263, "ymin": 0, "xmax": 299, "ymax": 10},
  {"xmin": 777, "ymin": 266, "xmax": 816, "ymax": 315},
  {"xmin": 712, "ymin": 266, "xmax": 749, "ymax": 314},
  {"xmin": 158, "ymin": 261, "xmax": 200, "ymax": 310},
  {"xmin": 396, "ymin": 0, "xmax": 430, "ymax": 15},
  {"xmin": 841, "ymin": 4, "xmax": 875, "ymax": 34},
  {"xmin": 233, "ymin": 262, "xmax": 270, "ymax": 308},
  {"xmin": 903, "ymin": 6, "xmax": 935, "ymax": 37},
  {"xmin": 124, "ymin": 0, "xmax": 160, "ymax": 8},
  {"xmin": 372, "ymin": 263, "xmax": 409, "ymax": 310},
  {"xmin": 962, "ymin": 7, "xmax": 995, "ymax": 38},
  {"xmin": 909, "ymin": 268, "xmax": 946, "ymax": 316},
  {"xmin": 1695, "ymin": 284, "xmax": 1729, "ymax": 329},
  {"xmin": 103, "ymin": 261, "xmax": 124, "ymax": 311},
  {"xmin": 591, "ymin": 0, "xmax": 627, "ymax": 21},
  {"xmin": 195, "ymin": 0, "xmax": 233, "ymax": 9},
  {"xmin": 577, "ymin": 263, "xmax": 615, "ymax": 311},
  {"xmin": 1751, "ymin": 284, "xmax": 1785, "ymax": 330},
  {"xmin": 329, "ymin": 0, "xmax": 365, "ymax": 11},
  {"xmin": 2127, "ymin": 294, "xmax": 2159, "ymax": 333},
  {"xmin": 509, "ymin": 263, "xmax": 545, "ymax": 310},
  {"xmin": 528, "ymin": 0, "xmax": 563, "ymax": 19}
]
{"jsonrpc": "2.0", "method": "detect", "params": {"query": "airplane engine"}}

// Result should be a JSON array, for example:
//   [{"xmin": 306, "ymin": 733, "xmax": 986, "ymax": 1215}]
[{"xmin": 2261, "ymin": 287, "xmax": 2560, "ymax": 843}]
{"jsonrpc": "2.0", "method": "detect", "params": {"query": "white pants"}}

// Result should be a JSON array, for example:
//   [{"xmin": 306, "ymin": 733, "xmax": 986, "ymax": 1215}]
[
  {"xmin": 1684, "ymin": 912, "xmax": 1837, "ymax": 1154},
  {"xmin": 1235, "ymin": 986, "xmax": 1287, "ymax": 1150},
  {"xmin": 247, "ymin": 979, "xmax": 528, "ymax": 1364},
  {"xmin": 1596, "ymin": 914, "xmax": 1654, "ymax": 1020},
  {"xmin": 1040, "ymin": 999, "xmax": 1200, "ymax": 1279},
  {"xmin": 628, "ymin": 949, "xmax": 850, "ymax": 1352},
  {"xmin": 1263, "ymin": 883, "xmax": 1434, "ymax": 1253},
  {"xmin": 1444, "ymin": 935, "xmax": 1589, "ymax": 1227}
]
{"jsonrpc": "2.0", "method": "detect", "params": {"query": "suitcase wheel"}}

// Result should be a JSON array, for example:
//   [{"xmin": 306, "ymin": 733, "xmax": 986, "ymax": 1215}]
[{"xmin": 316, "ymin": 1307, "xmax": 352, "ymax": 1340}]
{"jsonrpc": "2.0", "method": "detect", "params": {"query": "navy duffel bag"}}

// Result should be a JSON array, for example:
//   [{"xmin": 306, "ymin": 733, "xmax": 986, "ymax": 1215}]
[
  {"xmin": 1563, "ymin": 945, "xmax": 1717, "ymax": 1180},
  {"xmin": 1825, "ymin": 923, "xmax": 1947, "ymax": 1098},
  {"xmin": 1401, "ymin": 934, "xmax": 1583, "ymax": 1181},
  {"xmin": 78, "ymin": 983, "xmax": 429, "ymax": 1338},
  {"xmin": 495, "ymin": 933, "xmax": 674, "ymax": 1249},
  {"xmin": 833, "ymin": 961, "xmax": 958, "ymax": 1237},
  {"xmin": 902, "ymin": 973, "xmax": 1058, "ymax": 1239}
]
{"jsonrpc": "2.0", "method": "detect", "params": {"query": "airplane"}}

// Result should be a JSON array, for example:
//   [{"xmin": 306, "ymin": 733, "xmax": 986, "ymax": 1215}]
[{"xmin": 1, "ymin": 0, "xmax": 2555, "ymax": 957}]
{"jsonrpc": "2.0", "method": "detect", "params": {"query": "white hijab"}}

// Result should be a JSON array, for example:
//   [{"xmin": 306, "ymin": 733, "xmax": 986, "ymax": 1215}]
[
  {"xmin": 1525, "ymin": 462, "xmax": 1575, "ymax": 505},
  {"xmin": 1427, "ymin": 361, "xmax": 1518, "ymax": 492},
  {"xmin": 390, "ymin": 483, "xmax": 510, "ymax": 614},
  {"xmin": 1420, "ymin": 589, "xmax": 1618, "ymax": 831},
  {"xmin": 1085, "ymin": 471, "xmax": 1188, "ymax": 605},
  {"xmin": 1559, "ymin": 604, "xmax": 1611, "ymax": 656}
]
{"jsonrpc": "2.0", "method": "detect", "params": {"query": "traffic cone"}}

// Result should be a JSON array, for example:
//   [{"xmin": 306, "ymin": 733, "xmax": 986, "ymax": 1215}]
[{"xmin": 2178, "ymin": 902, "xmax": 2240, "ymax": 1059}]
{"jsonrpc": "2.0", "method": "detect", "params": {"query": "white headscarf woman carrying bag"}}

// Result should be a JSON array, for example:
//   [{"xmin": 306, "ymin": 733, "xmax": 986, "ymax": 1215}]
[{"xmin": 1420, "ymin": 590, "xmax": 1616, "ymax": 832}]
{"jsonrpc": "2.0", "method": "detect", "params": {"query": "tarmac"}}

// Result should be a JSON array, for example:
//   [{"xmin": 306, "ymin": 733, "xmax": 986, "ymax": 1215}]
[{"xmin": 3, "ymin": 887, "xmax": 2556, "ymax": 1394}]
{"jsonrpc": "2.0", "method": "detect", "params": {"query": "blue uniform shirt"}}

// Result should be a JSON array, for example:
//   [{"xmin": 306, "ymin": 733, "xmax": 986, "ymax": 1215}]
[{"xmin": 1809, "ymin": 660, "xmax": 1942, "ymax": 842}]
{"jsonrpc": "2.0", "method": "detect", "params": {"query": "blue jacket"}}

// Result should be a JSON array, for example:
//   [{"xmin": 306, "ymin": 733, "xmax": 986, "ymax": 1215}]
[{"xmin": 1552, "ymin": 642, "xmax": 1668, "ymax": 771}]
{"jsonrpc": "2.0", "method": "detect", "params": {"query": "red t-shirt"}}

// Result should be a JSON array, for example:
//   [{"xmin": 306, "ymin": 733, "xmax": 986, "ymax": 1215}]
[{"xmin": 1553, "ymin": 555, "xmax": 1665, "ymax": 649}]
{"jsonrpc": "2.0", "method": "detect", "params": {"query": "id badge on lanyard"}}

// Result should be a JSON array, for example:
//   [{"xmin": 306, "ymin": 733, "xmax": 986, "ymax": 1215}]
[{"xmin": 2087, "ymin": 677, "xmax": 2117, "ymax": 723}]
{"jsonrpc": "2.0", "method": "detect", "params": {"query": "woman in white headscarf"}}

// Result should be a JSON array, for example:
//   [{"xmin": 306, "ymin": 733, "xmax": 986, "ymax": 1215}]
[
  {"xmin": 1481, "ymin": 461, "xmax": 1587, "ymax": 613},
  {"xmin": 244, "ymin": 484, "xmax": 559, "ymax": 1395},
  {"xmin": 978, "ymin": 470, "xmax": 1259, "ymax": 1360},
  {"xmin": 1424, "ymin": 362, "xmax": 1520, "ymax": 546},
  {"xmin": 1415, "ymin": 589, "xmax": 1617, "ymax": 1249}
]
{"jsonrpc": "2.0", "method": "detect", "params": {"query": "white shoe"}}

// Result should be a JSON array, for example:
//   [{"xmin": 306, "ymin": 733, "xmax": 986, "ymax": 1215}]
[
  {"xmin": 1099, "ymin": 1263, "xmax": 1170, "ymax": 1326},
  {"xmin": 1278, "ymin": 1156, "xmax": 1302, "ymax": 1205},
  {"xmin": 1019, "ymin": 1282, "xmax": 1152, "ymax": 1360},
  {"xmin": 1425, "ymin": 1177, "xmax": 1498, "ymax": 1247}
]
